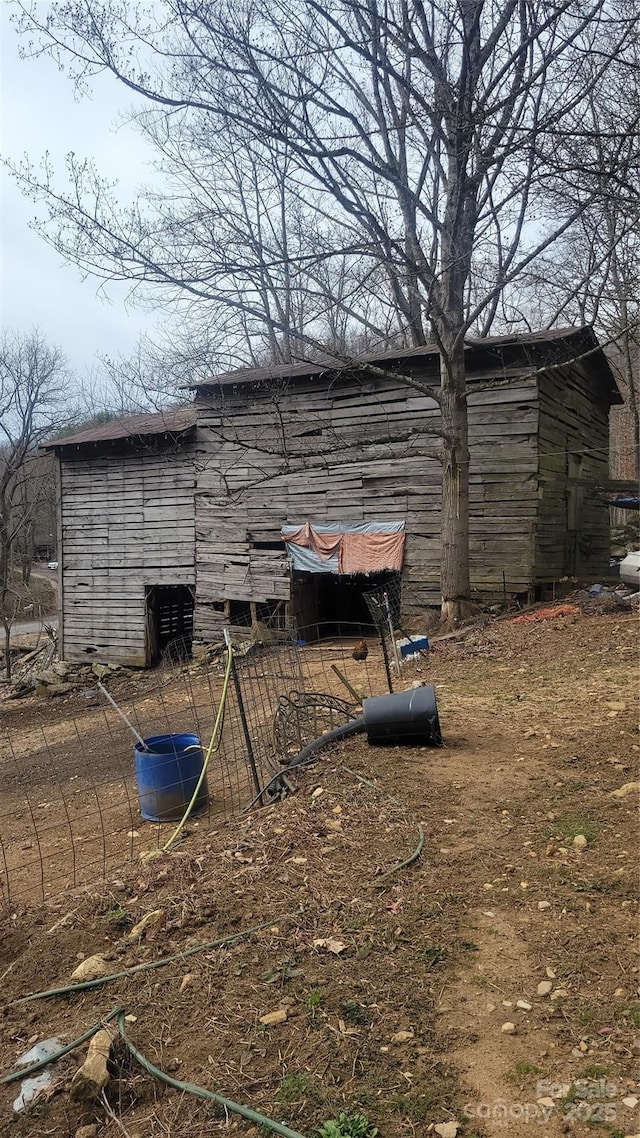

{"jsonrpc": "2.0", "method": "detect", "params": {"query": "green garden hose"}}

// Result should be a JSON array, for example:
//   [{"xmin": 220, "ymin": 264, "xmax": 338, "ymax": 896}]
[
  {"xmin": 8, "ymin": 916, "xmax": 295, "ymax": 1006},
  {"xmin": 1, "ymin": 1006, "xmax": 307, "ymax": 1138},
  {"xmin": 118, "ymin": 1012, "xmax": 307, "ymax": 1138},
  {"xmin": 0, "ymin": 1006, "xmax": 124, "ymax": 1086}
]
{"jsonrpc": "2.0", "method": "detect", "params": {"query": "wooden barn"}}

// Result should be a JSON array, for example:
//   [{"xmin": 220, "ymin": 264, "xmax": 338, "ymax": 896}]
[{"xmin": 44, "ymin": 327, "xmax": 621, "ymax": 666}]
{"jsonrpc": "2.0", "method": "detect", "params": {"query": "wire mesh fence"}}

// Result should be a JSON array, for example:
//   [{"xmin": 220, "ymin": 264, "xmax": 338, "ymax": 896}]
[
  {"xmin": 363, "ymin": 575, "xmax": 432, "ymax": 676},
  {"xmin": 0, "ymin": 620, "xmax": 411, "ymax": 911}
]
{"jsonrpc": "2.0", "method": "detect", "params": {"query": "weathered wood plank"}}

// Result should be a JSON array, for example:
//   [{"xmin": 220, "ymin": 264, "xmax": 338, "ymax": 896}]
[
  {"xmin": 192, "ymin": 369, "xmax": 542, "ymax": 627},
  {"xmin": 60, "ymin": 442, "xmax": 197, "ymax": 664}
]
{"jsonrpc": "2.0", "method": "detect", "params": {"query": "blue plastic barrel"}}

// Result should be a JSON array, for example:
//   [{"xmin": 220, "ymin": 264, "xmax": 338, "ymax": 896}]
[{"xmin": 134, "ymin": 733, "xmax": 209, "ymax": 822}]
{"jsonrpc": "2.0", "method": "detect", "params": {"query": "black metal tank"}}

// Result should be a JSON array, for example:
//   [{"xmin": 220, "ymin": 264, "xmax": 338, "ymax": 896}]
[{"xmin": 362, "ymin": 685, "xmax": 442, "ymax": 747}]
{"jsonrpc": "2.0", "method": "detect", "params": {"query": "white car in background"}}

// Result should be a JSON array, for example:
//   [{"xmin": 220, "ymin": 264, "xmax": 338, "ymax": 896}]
[
  {"xmin": 619, "ymin": 550, "xmax": 640, "ymax": 589},
  {"xmin": 47, "ymin": 561, "xmax": 59, "ymax": 570}
]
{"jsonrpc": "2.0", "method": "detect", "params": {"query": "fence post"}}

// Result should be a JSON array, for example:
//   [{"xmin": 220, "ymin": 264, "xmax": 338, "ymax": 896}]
[
  {"xmin": 224, "ymin": 629, "xmax": 262, "ymax": 801},
  {"xmin": 378, "ymin": 627, "xmax": 394, "ymax": 693}
]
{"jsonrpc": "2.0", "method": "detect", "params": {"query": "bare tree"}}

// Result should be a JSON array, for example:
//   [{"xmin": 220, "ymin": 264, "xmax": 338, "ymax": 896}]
[
  {"xmin": 9, "ymin": 1, "xmax": 639, "ymax": 618},
  {"xmin": 543, "ymin": 219, "xmax": 640, "ymax": 477},
  {"xmin": 12, "ymin": 451, "xmax": 58, "ymax": 584},
  {"xmin": 0, "ymin": 328, "xmax": 72, "ymax": 678},
  {"xmin": 513, "ymin": 49, "xmax": 640, "ymax": 478}
]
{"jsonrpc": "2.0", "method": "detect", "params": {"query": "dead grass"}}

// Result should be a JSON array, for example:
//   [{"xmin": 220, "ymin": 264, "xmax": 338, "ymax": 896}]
[{"xmin": 0, "ymin": 607, "xmax": 638, "ymax": 1138}]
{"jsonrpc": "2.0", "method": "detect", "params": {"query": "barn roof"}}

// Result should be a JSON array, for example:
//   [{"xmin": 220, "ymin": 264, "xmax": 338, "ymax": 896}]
[
  {"xmin": 189, "ymin": 326, "xmax": 622, "ymax": 404},
  {"xmin": 42, "ymin": 407, "xmax": 197, "ymax": 451},
  {"xmin": 43, "ymin": 328, "xmax": 622, "ymax": 454}
]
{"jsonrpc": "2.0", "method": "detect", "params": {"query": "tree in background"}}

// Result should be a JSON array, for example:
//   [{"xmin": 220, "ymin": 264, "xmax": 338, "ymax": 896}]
[
  {"xmin": 0, "ymin": 328, "xmax": 72, "ymax": 678},
  {"xmin": 512, "ymin": 50, "xmax": 640, "ymax": 482},
  {"xmin": 10, "ymin": 1, "xmax": 639, "ymax": 619},
  {"xmin": 12, "ymin": 450, "xmax": 58, "ymax": 584}
]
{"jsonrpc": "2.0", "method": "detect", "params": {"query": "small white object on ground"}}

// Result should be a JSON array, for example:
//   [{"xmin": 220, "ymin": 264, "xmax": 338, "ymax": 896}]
[{"xmin": 12, "ymin": 1038, "xmax": 64, "ymax": 1112}]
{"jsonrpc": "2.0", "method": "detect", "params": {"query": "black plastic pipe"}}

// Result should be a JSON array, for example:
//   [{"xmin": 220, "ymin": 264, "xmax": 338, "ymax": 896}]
[
  {"xmin": 249, "ymin": 685, "xmax": 443, "ymax": 809},
  {"xmin": 246, "ymin": 718, "xmax": 365, "ymax": 808},
  {"xmin": 291, "ymin": 716, "xmax": 366, "ymax": 766}
]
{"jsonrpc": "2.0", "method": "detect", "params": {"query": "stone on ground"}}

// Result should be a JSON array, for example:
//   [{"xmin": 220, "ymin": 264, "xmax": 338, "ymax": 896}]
[
  {"xmin": 70, "ymin": 1027, "xmax": 115, "ymax": 1102},
  {"xmin": 70, "ymin": 954, "xmax": 110, "ymax": 982}
]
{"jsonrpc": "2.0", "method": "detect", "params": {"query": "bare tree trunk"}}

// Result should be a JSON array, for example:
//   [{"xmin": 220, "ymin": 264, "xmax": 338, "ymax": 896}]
[
  {"xmin": 1, "ymin": 329, "xmax": 72, "ymax": 677},
  {"xmin": 0, "ymin": 499, "xmax": 11, "ymax": 680},
  {"xmin": 439, "ymin": 339, "xmax": 471, "ymax": 623},
  {"xmin": 2, "ymin": 619, "xmax": 11, "ymax": 682}
]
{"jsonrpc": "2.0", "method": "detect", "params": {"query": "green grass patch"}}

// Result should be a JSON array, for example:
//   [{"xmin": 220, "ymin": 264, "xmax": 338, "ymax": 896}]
[
  {"xmin": 624, "ymin": 1003, "xmax": 640, "ymax": 1029},
  {"xmin": 553, "ymin": 814, "xmax": 599, "ymax": 844},
  {"xmin": 439, "ymin": 892, "xmax": 465, "ymax": 906},
  {"xmin": 561, "ymin": 1084, "xmax": 580, "ymax": 1107},
  {"xmin": 572, "ymin": 878, "xmax": 620, "ymax": 895},
  {"xmin": 306, "ymin": 988, "xmax": 326, "ymax": 1010},
  {"xmin": 389, "ymin": 1093, "xmax": 432, "ymax": 1121},
  {"xmin": 421, "ymin": 945, "xmax": 447, "ymax": 968},
  {"xmin": 278, "ymin": 1073, "xmax": 320, "ymax": 1103},
  {"xmin": 504, "ymin": 1061, "xmax": 543, "ymax": 1084},
  {"xmin": 575, "ymin": 1006, "xmax": 599, "ymax": 1028},
  {"xmin": 351, "ymin": 1094, "xmax": 377, "ymax": 1112},
  {"xmin": 317, "ymin": 1113, "xmax": 378, "ymax": 1138},
  {"xmin": 340, "ymin": 1000, "xmax": 371, "ymax": 1025},
  {"xmin": 102, "ymin": 904, "xmax": 132, "ymax": 930},
  {"xmin": 389, "ymin": 1065, "xmax": 460, "ymax": 1119},
  {"xmin": 580, "ymin": 1064, "xmax": 609, "ymax": 1080}
]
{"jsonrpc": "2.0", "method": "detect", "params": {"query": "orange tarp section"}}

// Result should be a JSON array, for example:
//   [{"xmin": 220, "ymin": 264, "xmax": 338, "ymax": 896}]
[
  {"xmin": 511, "ymin": 604, "xmax": 579, "ymax": 624},
  {"xmin": 285, "ymin": 523, "xmax": 342, "ymax": 561},
  {"xmin": 285, "ymin": 522, "xmax": 405, "ymax": 574},
  {"xmin": 338, "ymin": 531, "xmax": 406, "ymax": 574}
]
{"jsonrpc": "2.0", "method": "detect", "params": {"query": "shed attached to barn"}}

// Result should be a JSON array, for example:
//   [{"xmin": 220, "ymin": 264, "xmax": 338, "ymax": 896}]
[
  {"xmin": 43, "ymin": 408, "xmax": 198, "ymax": 666},
  {"xmin": 45, "ymin": 327, "xmax": 621, "ymax": 666}
]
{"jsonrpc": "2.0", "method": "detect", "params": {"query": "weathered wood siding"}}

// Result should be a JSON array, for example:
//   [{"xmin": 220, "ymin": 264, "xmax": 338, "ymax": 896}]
[
  {"xmin": 193, "ymin": 368, "xmax": 539, "ymax": 635},
  {"xmin": 536, "ymin": 366, "xmax": 611, "ymax": 580},
  {"xmin": 59, "ymin": 446, "xmax": 196, "ymax": 665}
]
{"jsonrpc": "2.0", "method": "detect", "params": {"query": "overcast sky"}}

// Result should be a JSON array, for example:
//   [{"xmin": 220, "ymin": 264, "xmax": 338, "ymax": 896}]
[{"xmin": 0, "ymin": 4, "xmax": 160, "ymax": 381}]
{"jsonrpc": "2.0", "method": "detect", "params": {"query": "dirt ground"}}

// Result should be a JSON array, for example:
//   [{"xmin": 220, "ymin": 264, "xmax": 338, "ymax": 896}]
[
  {"xmin": 0, "ymin": 639, "xmax": 388, "ymax": 906},
  {"xmin": 0, "ymin": 606, "xmax": 638, "ymax": 1138}
]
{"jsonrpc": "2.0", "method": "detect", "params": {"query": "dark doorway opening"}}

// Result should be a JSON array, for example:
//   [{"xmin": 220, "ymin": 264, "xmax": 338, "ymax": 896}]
[
  {"xmin": 145, "ymin": 585, "xmax": 195, "ymax": 665},
  {"xmin": 293, "ymin": 570, "xmax": 400, "ymax": 639}
]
